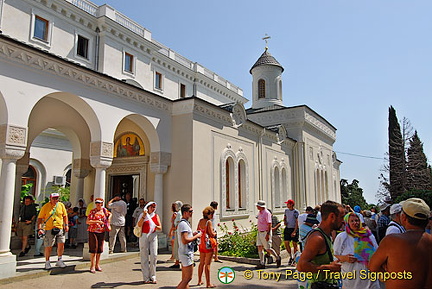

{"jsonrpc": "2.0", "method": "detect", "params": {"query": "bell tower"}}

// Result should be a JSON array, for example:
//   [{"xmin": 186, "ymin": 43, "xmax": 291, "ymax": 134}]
[{"xmin": 250, "ymin": 37, "xmax": 284, "ymax": 109}]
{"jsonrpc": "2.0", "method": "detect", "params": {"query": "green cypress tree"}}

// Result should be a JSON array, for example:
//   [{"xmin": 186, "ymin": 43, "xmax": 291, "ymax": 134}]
[
  {"xmin": 388, "ymin": 106, "xmax": 405, "ymax": 199},
  {"xmin": 406, "ymin": 131, "xmax": 432, "ymax": 191}
]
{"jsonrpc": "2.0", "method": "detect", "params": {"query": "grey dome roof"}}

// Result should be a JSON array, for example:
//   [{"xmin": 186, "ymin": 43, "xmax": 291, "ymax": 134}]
[{"xmin": 249, "ymin": 49, "xmax": 284, "ymax": 74}]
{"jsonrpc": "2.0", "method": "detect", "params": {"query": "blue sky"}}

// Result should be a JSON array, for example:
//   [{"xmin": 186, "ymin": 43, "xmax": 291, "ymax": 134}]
[{"xmin": 92, "ymin": 0, "xmax": 432, "ymax": 204}]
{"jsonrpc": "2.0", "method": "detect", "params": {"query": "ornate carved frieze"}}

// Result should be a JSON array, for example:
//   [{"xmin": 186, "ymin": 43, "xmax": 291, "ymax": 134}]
[
  {"xmin": 0, "ymin": 39, "xmax": 172, "ymax": 113},
  {"xmin": 150, "ymin": 151, "xmax": 171, "ymax": 167},
  {"xmin": 90, "ymin": 141, "xmax": 113, "ymax": 158}
]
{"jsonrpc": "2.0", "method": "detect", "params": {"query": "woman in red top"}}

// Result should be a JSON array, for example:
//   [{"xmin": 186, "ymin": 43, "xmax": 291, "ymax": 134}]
[
  {"xmin": 196, "ymin": 206, "xmax": 216, "ymax": 288},
  {"xmin": 86, "ymin": 198, "xmax": 111, "ymax": 273},
  {"xmin": 137, "ymin": 201, "xmax": 162, "ymax": 284}
]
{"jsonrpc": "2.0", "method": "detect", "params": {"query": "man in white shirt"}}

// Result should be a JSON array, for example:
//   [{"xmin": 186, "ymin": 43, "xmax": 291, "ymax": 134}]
[
  {"xmin": 108, "ymin": 194, "xmax": 127, "ymax": 254},
  {"xmin": 386, "ymin": 203, "xmax": 406, "ymax": 235}
]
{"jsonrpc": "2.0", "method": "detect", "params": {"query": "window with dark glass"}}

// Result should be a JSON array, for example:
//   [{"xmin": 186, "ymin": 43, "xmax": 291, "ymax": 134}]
[
  {"xmin": 155, "ymin": 72, "xmax": 163, "ymax": 90},
  {"xmin": 77, "ymin": 35, "xmax": 89, "ymax": 59},
  {"xmin": 34, "ymin": 16, "xmax": 49, "ymax": 41},
  {"xmin": 258, "ymin": 79, "xmax": 266, "ymax": 98},
  {"xmin": 180, "ymin": 83, "xmax": 186, "ymax": 98},
  {"xmin": 124, "ymin": 52, "xmax": 133, "ymax": 73}
]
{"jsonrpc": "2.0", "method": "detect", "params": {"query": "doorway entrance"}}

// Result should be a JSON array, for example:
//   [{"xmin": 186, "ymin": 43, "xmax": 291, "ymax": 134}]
[{"xmin": 111, "ymin": 175, "xmax": 140, "ymax": 199}]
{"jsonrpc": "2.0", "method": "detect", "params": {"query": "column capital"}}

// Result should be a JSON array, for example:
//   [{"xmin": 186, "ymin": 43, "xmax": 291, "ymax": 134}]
[
  {"xmin": 90, "ymin": 141, "xmax": 113, "ymax": 169},
  {"xmin": 0, "ymin": 124, "xmax": 27, "ymax": 161}
]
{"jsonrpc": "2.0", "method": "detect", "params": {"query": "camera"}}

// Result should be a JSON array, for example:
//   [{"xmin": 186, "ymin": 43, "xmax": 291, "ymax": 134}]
[{"xmin": 38, "ymin": 229, "xmax": 46, "ymax": 238}]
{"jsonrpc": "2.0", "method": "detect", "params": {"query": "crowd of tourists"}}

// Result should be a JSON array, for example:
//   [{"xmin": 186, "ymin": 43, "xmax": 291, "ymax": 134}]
[{"xmin": 16, "ymin": 192, "xmax": 432, "ymax": 289}]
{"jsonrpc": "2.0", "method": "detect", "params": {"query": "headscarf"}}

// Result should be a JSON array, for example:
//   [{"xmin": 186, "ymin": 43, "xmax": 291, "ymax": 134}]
[
  {"xmin": 78, "ymin": 198, "xmax": 86, "ymax": 207},
  {"xmin": 344, "ymin": 212, "xmax": 376, "ymax": 265},
  {"xmin": 143, "ymin": 201, "xmax": 157, "ymax": 234},
  {"xmin": 173, "ymin": 200, "xmax": 183, "ymax": 212}
]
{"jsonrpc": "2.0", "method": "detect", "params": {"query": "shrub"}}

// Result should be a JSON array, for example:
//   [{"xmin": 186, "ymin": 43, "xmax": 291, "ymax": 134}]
[{"xmin": 217, "ymin": 219, "xmax": 258, "ymax": 258}]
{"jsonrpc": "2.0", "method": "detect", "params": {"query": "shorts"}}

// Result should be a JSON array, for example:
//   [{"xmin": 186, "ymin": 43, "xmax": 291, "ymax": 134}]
[
  {"xmin": 16, "ymin": 222, "xmax": 33, "ymax": 237},
  {"xmin": 88, "ymin": 232, "xmax": 105, "ymax": 254},
  {"xmin": 44, "ymin": 228, "xmax": 66, "ymax": 247},
  {"xmin": 179, "ymin": 251, "xmax": 194, "ymax": 267},
  {"xmin": 256, "ymin": 231, "xmax": 272, "ymax": 249},
  {"xmin": 68, "ymin": 227, "xmax": 78, "ymax": 239},
  {"xmin": 283, "ymin": 227, "xmax": 299, "ymax": 242}
]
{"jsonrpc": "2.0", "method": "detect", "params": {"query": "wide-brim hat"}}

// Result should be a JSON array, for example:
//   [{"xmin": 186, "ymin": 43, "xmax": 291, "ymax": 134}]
[{"xmin": 255, "ymin": 200, "xmax": 266, "ymax": 207}]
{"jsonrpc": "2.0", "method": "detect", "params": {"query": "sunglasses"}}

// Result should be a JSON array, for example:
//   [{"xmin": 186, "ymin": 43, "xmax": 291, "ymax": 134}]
[{"xmin": 189, "ymin": 210, "xmax": 194, "ymax": 213}]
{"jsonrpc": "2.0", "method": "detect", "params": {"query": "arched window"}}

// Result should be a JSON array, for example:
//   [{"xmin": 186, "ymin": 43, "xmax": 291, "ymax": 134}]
[
  {"xmin": 226, "ymin": 157, "xmax": 235, "ymax": 209},
  {"xmin": 281, "ymin": 168, "xmax": 287, "ymax": 206},
  {"xmin": 274, "ymin": 167, "xmax": 280, "ymax": 208},
  {"xmin": 258, "ymin": 79, "xmax": 265, "ymax": 99},
  {"xmin": 238, "ymin": 159, "xmax": 246, "ymax": 208},
  {"xmin": 22, "ymin": 165, "xmax": 37, "ymax": 197}
]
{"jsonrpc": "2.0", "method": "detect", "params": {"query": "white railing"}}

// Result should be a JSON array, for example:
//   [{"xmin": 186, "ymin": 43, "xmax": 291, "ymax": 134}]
[
  {"xmin": 115, "ymin": 11, "xmax": 146, "ymax": 38},
  {"xmin": 68, "ymin": 0, "xmax": 98, "ymax": 16}
]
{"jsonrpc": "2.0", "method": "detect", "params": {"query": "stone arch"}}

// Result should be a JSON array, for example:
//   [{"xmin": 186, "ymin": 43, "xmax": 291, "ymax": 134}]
[{"xmin": 0, "ymin": 92, "xmax": 7, "ymax": 125}]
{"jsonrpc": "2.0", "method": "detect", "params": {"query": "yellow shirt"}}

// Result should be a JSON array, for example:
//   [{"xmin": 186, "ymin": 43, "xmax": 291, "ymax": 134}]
[
  {"xmin": 38, "ymin": 202, "xmax": 67, "ymax": 230},
  {"xmin": 86, "ymin": 202, "xmax": 95, "ymax": 216}
]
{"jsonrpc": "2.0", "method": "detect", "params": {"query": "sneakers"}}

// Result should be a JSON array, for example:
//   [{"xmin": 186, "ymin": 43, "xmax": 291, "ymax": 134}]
[
  {"xmin": 44, "ymin": 261, "xmax": 52, "ymax": 270},
  {"xmin": 56, "ymin": 259, "xmax": 66, "ymax": 268},
  {"xmin": 276, "ymin": 256, "xmax": 282, "ymax": 268}
]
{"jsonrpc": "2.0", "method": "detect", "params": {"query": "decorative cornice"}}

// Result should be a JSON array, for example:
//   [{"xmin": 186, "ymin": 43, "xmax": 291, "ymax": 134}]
[{"xmin": 0, "ymin": 38, "xmax": 172, "ymax": 113}]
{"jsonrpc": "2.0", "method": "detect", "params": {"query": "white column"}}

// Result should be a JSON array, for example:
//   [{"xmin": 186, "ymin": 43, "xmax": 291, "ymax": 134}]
[
  {"xmin": 0, "ymin": 157, "xmax": 19, "ymax": 278},
  {"xmin": 150, "ymin": 164, "xmax": 168, "ymax": 218},
  {"xmin": 0, "ymin": 159, "xmax": 17, "ymax": 254},
  {"xmin": 73, "ymin": 169, "xmax": 90, "ymax": 205},
  {"xmin": 90, "ymin": 142, "xmax": 113, "ymax": 201}
]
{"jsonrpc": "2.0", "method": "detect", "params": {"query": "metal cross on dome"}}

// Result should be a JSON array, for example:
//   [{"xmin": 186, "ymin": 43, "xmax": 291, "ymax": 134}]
[{"xmin": 262, "ymin": 34, "xmax": 271, "ymax": 50}]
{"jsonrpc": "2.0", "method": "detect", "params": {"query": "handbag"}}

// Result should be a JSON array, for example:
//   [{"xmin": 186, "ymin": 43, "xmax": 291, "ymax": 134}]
[
  {"xmin": 51, "ymin": 227, "xmax": 61, "ymax": 235},
  {"xmin": 133, "ymin": 224, "xmax": 142, "ymax": 238}
]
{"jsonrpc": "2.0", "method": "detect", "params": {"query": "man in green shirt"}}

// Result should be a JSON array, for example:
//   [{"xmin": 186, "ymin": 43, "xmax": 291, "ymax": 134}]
[{"xmin": 297, "ymin": 200, "xmax": 345, "ymax": 288}]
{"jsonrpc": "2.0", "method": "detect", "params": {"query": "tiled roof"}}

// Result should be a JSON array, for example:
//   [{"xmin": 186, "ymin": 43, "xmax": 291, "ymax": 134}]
[{"xmin": 250, "ymin": 49, "xmax": 284, "ymax": 73}]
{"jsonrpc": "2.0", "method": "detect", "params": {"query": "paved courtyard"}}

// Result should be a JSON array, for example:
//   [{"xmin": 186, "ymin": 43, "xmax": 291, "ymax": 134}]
[{"xmin": 0, "ymin": 247, "xmax": 298, "ymax": 289}]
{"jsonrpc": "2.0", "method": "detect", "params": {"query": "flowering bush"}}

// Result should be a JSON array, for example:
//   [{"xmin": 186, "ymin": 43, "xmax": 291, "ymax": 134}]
[{"xmin": 217, "ymin": 219, "xmax": 258, "ymax": 258}]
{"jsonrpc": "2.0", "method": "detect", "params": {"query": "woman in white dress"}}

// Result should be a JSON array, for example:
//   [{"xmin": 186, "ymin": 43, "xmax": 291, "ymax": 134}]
[{"xmin": 334, "ymin": 212, "xmax": 380, "ymax": 289}]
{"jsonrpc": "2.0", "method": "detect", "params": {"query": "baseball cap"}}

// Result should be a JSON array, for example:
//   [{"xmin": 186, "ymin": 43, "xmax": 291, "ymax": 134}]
[
  {"xmin": 285, "ymin": 199, "xmax": 295, "ymax": 205},
  {"xmin": 390, "ymin": 204, "xmax": 402, "ymax": 215},
  {"xmin": 50, "ymin": 193, "xmax": 60, "ymax": 198},
  {"xmin": 94, "ymin": 198, "xmax": 104, "ymax": 203},
  {"xmin": 255, "ymin": 200, "xmax": 266, "ymax": 207},
  {"xmin": 353, "ymin": 205, "xmax": 361, "ymax": 213},
  {"xmin": 400, "ymin": 198, "xmax": 430, "ymax": 220}
]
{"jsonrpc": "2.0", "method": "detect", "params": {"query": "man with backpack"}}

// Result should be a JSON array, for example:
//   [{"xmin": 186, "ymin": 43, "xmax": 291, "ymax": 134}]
[{"xmin": 386, "ymin": 203, "xmax": 406, "ymax": 235}]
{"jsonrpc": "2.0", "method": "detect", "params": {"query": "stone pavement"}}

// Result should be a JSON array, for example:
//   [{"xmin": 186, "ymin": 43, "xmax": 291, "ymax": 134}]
[{"xmin": 0, "ymin": 243, "xmax": 299, "ymax": 289}]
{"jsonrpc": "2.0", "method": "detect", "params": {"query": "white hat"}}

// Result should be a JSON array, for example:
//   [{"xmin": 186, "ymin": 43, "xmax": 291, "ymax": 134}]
[
  {"xmin": 50, "ymin": 192, "xmax": 60, "ymax": 198},
  {"xmin": 255, "ymin": 200, "xmax": 266, "ymax": 207},
  {"xmin": 379, "ymin": 203, "xmax": 391, "ymax": 211},
  {"xmin": 390, "ymin": 204, "xmax": 402, "ymax": 215}
]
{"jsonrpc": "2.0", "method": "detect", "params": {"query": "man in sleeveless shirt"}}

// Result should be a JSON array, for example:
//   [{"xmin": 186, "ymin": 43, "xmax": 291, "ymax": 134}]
[{"xmin": 297, "ymin": 200, "xmax": 344, "ymax": 288}]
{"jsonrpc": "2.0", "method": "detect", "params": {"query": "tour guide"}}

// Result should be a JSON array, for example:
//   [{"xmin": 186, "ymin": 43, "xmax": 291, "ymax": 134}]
[{"xmin": 297, "ymin": 200, "xmax": 345, "ymax": 288}]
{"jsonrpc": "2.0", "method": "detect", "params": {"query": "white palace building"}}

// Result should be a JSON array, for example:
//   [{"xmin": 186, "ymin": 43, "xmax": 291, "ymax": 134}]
[{"xmin": 0, "ymin": 0, "xmax": 341, "ymax": 277}]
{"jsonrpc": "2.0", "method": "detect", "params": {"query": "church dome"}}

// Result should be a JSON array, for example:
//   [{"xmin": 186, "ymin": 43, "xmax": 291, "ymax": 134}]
[{"xmin": 249, "ymin": 49, "xmax": 284, "ymax": 74}]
